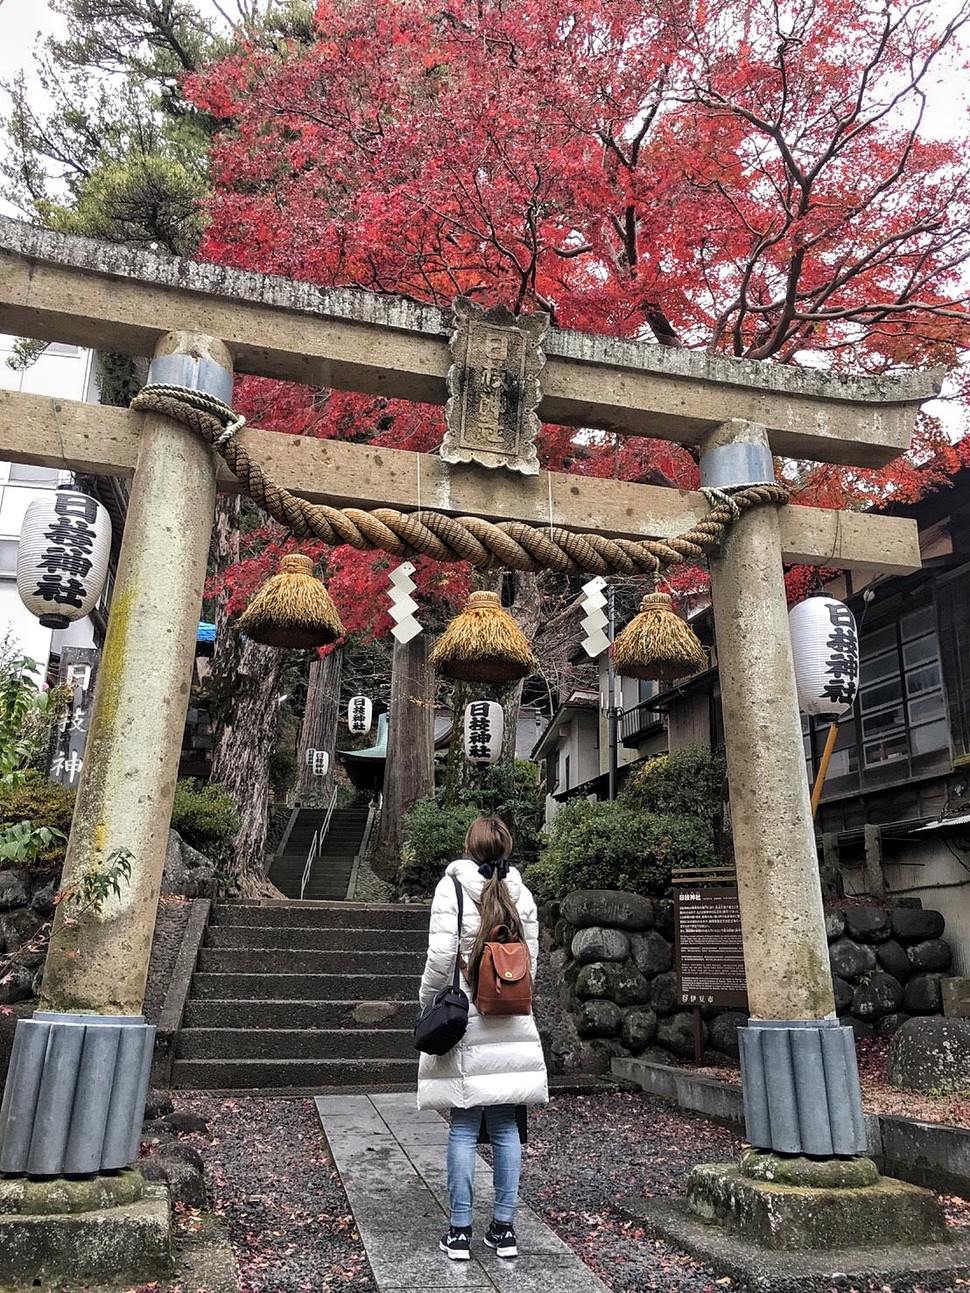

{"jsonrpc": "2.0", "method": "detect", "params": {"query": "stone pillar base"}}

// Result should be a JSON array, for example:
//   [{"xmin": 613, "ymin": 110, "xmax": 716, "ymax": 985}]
[
  {"xmin": 0, "ymin": 1171, "xmax": 172, "ymax": 1286},
  {"xmin": 739, "ymin": 1018, "xmax": 867, "ymax": 1155},
  {"xmin": 687, "ymin": 1161, "xmax": 948, "ymax": 1251},
  {"xmin": 0, "ymin": 1012, "xmax": 155, "ymax": 1175}
]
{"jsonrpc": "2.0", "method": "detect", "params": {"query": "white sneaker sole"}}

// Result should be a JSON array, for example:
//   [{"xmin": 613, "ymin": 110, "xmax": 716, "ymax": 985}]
[
  {"xmin": 484, "ymin": 1238, "xmax": 518, "ymax": 1258},
  {"xmin": 439, "ymin": 1242, "xmax": 471, "ymax": 1260}
]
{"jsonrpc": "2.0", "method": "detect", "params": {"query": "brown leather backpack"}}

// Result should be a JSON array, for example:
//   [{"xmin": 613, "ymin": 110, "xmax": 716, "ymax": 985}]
[{"xmin": 473, "ymin": 925, "xmax": 532, "ymax": 1016}]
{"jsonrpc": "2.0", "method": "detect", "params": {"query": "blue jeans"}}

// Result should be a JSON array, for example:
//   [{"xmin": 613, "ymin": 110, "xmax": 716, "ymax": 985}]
[{"xmin": 447, "ymin": 1105, "xmax": 521, "ymax": 1228}]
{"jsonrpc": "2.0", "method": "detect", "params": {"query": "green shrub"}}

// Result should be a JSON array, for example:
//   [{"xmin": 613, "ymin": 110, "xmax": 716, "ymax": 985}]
[
  {"xmin": 0, "ymin": 772, "xmax": 76, "ymax": 873},
  {"xmin": 170, "ymin": 779, "xmax": 239, "ymax": 866},
  {"xmin": 398, "ymin": 800, "xmax": 480, "ymax": 897},
  {"xmin": 526, "ymin": 798, "xmax": 718, "ymax": 902},
  {"xmin": 454, "ymin": 758, "xmax": 544, "ymax": 867},
  {"xmin": 620, "ymin": 746, "xmax": 726, "ymax": 826}
]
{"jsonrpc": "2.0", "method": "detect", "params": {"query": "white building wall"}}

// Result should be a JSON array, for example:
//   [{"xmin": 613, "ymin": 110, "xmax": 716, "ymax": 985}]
[{"xmin": 842, "ymin": 840, "xmax": 970, "ymax": 977}]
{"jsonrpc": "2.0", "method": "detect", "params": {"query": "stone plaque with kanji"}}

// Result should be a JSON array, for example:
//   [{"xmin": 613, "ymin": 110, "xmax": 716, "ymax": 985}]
[{"xmin": 442, "ymin": 297, "xmax": 547, "ymax": 475}]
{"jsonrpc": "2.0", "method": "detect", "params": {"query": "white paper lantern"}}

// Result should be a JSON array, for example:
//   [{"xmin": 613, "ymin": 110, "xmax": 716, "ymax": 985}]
[
  {"xmin": 311, "ymin": 749, "xmax": 330, "ymax": 776},
  {"xmin": 463, "ymin": 700, "xmax": 503, "ymax": 764},
  {"xmin": 348, "ymin": 695, "xmax": 373, "ymax": 736},
  {"xmin": 17, "ymin": 488, "xmax": 112, "ymax": 629},
  {"xmin": 789, "ymin": 597, "xmax": 860, "ymax": 716}
]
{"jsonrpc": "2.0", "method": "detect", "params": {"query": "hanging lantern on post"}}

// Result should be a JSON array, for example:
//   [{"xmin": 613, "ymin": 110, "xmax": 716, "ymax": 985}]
[
  {"xmin": 430, "ymin": 591, "xmax": 537, "ymax": 682},
  {"xmin": 17, "ymin": 488, "xmax": 112, "ymax": 629},
  {"xmin": 789, "ymin": 597, "xmax": 860, "ymax": 716},
  {"xmin": 348, "ymin": 695, "xmax": 373, "ymax": 736},
  {"xmin": 236, "ymin": 554, "xmax": 343, "ymax": 649},
  {"xmin": 463, "ymin": 700, "xmax": 504, "ymax": 764},
  {"xmin": 611, "ymin": 587, "xmax": 707, "ymax": 681}
]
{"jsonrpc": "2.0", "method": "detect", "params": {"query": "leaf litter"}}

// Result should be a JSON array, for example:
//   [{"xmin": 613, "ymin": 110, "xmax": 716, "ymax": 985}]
[{"xmin": 162, "ymin": 1087, "xmax": 970, "ymax": 1293}]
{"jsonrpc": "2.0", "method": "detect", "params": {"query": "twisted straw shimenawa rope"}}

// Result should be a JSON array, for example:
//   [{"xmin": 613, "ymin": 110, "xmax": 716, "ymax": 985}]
[{"xmin": 130, "ymin": 385, "xmax": 788, "ymax": 577}]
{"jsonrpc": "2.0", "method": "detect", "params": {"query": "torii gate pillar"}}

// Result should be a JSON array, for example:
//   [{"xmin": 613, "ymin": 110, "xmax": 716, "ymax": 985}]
[
  {"xmin": 701, "ymin": 420, "xmax": 865, "ymax": 1159},
  {"xmin": 0, "ymin": 331, "xmax": 230, "ymax": 1189}
]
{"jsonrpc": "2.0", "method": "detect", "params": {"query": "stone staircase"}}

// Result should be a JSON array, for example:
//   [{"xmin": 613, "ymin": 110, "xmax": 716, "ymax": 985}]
[
  {"xmin": 170, "ymin": 901, "xmax": 428, "ymax": 1090},
  {"xmin": 268, "ymin": 804, "xmax": 371, "ymax": 901}
]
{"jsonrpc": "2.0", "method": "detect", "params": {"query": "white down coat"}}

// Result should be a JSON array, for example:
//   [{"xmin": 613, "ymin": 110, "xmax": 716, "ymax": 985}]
[{"xmin": 416, "ymin": 858, "xmax": 549, "ymax": 1112}]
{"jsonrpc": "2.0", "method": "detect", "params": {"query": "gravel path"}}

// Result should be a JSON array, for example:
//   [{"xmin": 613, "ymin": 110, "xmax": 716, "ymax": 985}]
[{"xmin": 163, "ymin": 1089, "xmax": 967, "ymax": 1293}]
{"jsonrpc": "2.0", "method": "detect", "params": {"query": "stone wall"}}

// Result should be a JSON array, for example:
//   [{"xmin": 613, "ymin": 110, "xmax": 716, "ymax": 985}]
[
  {"xmin": 0, "ymin": 830, "xmax": 216, "ymax": 1008},
  {"xmin": 543, "ymin": 889, "xmax": 954, "ymax": 1070}
]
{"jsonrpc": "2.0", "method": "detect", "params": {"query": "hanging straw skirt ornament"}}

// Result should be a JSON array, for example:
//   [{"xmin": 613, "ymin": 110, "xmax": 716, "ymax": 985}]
[
  {"xmin": 236, "ymin": 554, "xmax": 344, "ymax": 649},
  {"xmin": 429, "ymin": 591, "xmax": 538, "ymax": 683},
  {"xmin": 611, "ymin": 590, "xmax": 707, "ymax": 682}
]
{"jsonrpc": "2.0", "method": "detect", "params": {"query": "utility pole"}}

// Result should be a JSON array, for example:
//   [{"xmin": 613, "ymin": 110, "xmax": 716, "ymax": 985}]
[{"xmin": 607, "ymin": 582, "xmax": 619, "ymax": 801}]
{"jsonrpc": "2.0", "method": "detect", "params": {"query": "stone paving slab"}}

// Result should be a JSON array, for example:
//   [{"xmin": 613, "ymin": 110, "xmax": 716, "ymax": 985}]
[{"xmin": 315, "ymin": 1094, "xmax": 610, "ymax": 1293}]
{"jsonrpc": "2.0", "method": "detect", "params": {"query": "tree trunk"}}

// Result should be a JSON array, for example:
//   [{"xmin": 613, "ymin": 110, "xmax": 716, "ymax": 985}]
[
  {"xmin": 296, "ymin": 647, "xmax": 343, "ymax": 805},
  {"xmin": 210, "ymin": 637, "xmax": 288, "ymax": 897},
  {"xmin": 370, "ymin": 632, "xmax": 435, "ymax": 880},
  {"xmin": 207, "ymin": 496, "xmax": 286, "ymax": 899}
]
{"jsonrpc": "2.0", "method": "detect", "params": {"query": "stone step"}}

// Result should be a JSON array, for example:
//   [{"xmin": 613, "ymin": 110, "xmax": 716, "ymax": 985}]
[
  {"xmin": 170, "ymin": 1056, "xmax": 418, "ymax": 1089},
  {"xmin": 183, "ymin": 998, "xmax": 417, "ymax": 1030},
  {"xmin": 191, "ymin": 972, "xmax": 419, "ymax": 1001},
  {"xmin": 177, "ymin": 1027, "xmax": 415, "ymax": 1060},
  {"xmin": 196, "ymin": 947, "xmax": 426, "ymax": 975},
  {"xmin": 211, "ymin": 902, "xmax": 430, "ymax": 930},
  {"xmin": 205, "ymin": 925, "xmax": 427, "ymax": 952}
]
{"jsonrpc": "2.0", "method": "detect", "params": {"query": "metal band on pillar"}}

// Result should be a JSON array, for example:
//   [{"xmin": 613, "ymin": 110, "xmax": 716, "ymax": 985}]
[
  {"xmin": 738, "ymin": 1019, "xmax": 867, "ymax": 1156},
  {"xmin": 0, "ymin": 1013, "xmax": 155, "ymax": 1174}
]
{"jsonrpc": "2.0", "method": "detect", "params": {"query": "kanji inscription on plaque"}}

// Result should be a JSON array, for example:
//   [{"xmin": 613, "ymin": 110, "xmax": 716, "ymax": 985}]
[{"xmin": 442, "ymin": 297, "xmax": 547, "ymax": 475}]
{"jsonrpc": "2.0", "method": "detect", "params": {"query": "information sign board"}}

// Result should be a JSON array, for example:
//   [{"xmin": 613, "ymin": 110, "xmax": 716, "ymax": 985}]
[{"xmin": 674, "ymin": 886, "xmax": 748, "ymax": 1008}]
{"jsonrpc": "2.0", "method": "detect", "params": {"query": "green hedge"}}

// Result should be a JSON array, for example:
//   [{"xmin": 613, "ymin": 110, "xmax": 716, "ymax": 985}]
[
  {"xmin": 398, "ymin": 800, "xmax": 480, "ymax": 897},
  {"xmin": 170, "ymin": 779, "xmax": 239, "ymax": 867},
  {"xmin": 620, "ymin": 746, "xmax": 726, "ymax": 824},
  {"xmin": 525, "ymin": 797, "xmax": 718, "ymax": 903}
]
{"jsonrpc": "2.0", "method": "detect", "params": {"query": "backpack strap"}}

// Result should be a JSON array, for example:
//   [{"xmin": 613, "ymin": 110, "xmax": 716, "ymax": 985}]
[{"xmin": 450, "ymin": 875, "xmax": 464, "ymax": 993}]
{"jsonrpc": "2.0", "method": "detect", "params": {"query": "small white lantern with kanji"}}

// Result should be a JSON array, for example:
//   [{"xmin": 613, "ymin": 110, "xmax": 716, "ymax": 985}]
[
  {"xmin": 348, "ymin": 695, "xmax": 373, "ymax": 736},
  {"xmin": 311, "ymin": 749, "xmax": 330, "ymax": 776},
  {"xmin": 789, "ymin": 596, "xmax": 860, "ymax": 716},
  {"xmin": 17, "ymin": 488, "xmax": 112, "ymax": 629},
  {"xmin": 463, "ymin": 700, "xmax": 503, "ymax": 764}
]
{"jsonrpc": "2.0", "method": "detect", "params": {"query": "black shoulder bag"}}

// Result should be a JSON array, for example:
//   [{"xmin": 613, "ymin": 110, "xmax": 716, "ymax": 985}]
[{"xmin": 413, "ymin": 876, "xmax": 469, "ymax": 1056}]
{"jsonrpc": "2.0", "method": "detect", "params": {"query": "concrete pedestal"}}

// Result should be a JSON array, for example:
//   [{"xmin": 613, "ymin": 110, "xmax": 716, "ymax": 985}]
[
  {"xmin": 0, "ymin": 1169, "xmax": 173, "ymax": 1286},
  {"xmin": 686, "ymin": 1161, "xmax": 949, "ymax": 1251}
]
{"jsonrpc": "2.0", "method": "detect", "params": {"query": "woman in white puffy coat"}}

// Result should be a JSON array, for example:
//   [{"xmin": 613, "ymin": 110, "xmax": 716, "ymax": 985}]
[{"xmin": 417, "ymin": 816, "xmax": 548, "ymax": 1262}]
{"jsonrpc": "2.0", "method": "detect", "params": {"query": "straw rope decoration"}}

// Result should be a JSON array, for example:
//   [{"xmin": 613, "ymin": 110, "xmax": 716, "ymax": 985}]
[{"xmin": 129, "ymin": 386, "xmax": 788, "ymax": 580}]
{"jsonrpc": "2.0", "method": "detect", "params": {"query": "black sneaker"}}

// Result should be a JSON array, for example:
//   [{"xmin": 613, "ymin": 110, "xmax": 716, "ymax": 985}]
[
  {"xmin": 439, "ymin": 1227, "xmax": 471, "ymax": 1260},
  {"xmin": 484, "ymin": 1219, "xmax": 518, "ymax": 1258}
]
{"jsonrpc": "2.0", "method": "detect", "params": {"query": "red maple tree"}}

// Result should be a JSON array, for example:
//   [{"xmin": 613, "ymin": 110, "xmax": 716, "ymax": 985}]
[{"xmin": 187, "ymin": 0, "xmax": 970, "ymax": 559}]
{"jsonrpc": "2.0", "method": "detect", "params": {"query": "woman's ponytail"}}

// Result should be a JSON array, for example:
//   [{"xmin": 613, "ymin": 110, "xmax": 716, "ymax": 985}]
[{"xmin": 463, "ymin": 817, "xmax": 525, "ymax": 997}]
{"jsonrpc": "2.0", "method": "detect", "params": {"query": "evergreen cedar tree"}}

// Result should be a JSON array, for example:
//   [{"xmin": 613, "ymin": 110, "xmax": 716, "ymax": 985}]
[{"xmin": 191, "ymin": 0, "xmax": 970, "ymax": 632}]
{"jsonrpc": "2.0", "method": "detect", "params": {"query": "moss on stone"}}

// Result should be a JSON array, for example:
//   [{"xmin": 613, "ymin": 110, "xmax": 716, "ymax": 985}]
[
  {"xmin": 738, "ymin": 1147, "xmax": 879, "ymax": 1189},
  {"xmin": 0, "ymin": 1166, "xmax": 145, "ymax": 1216}
]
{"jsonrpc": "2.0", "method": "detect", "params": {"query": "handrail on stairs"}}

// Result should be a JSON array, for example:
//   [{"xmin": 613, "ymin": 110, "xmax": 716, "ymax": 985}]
[{"xmin": 299, "ymin": 784, "xmax": 339, "ymax": 901}]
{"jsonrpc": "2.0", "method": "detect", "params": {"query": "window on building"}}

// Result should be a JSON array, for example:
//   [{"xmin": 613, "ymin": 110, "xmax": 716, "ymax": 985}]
[
  {"xmin": 859, "ymin": 607, "xmax": 946, "ymax": 767},
  {"xmin": 7, "ymin": 463, "xmax": 61, "ymax": 484},
  {"xmin": 806, "ymin": 601, "xmax": 949, "ymax": 794},
  {"xmin": 0, "ymin": 538, "xmax": 17, "ymax": 577}
]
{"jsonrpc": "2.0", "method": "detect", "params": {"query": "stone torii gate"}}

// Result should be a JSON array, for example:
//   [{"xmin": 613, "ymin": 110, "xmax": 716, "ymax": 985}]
[{"xmin": 0, "ymin": 220, "xmax": 948, "ymax": 1279}]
